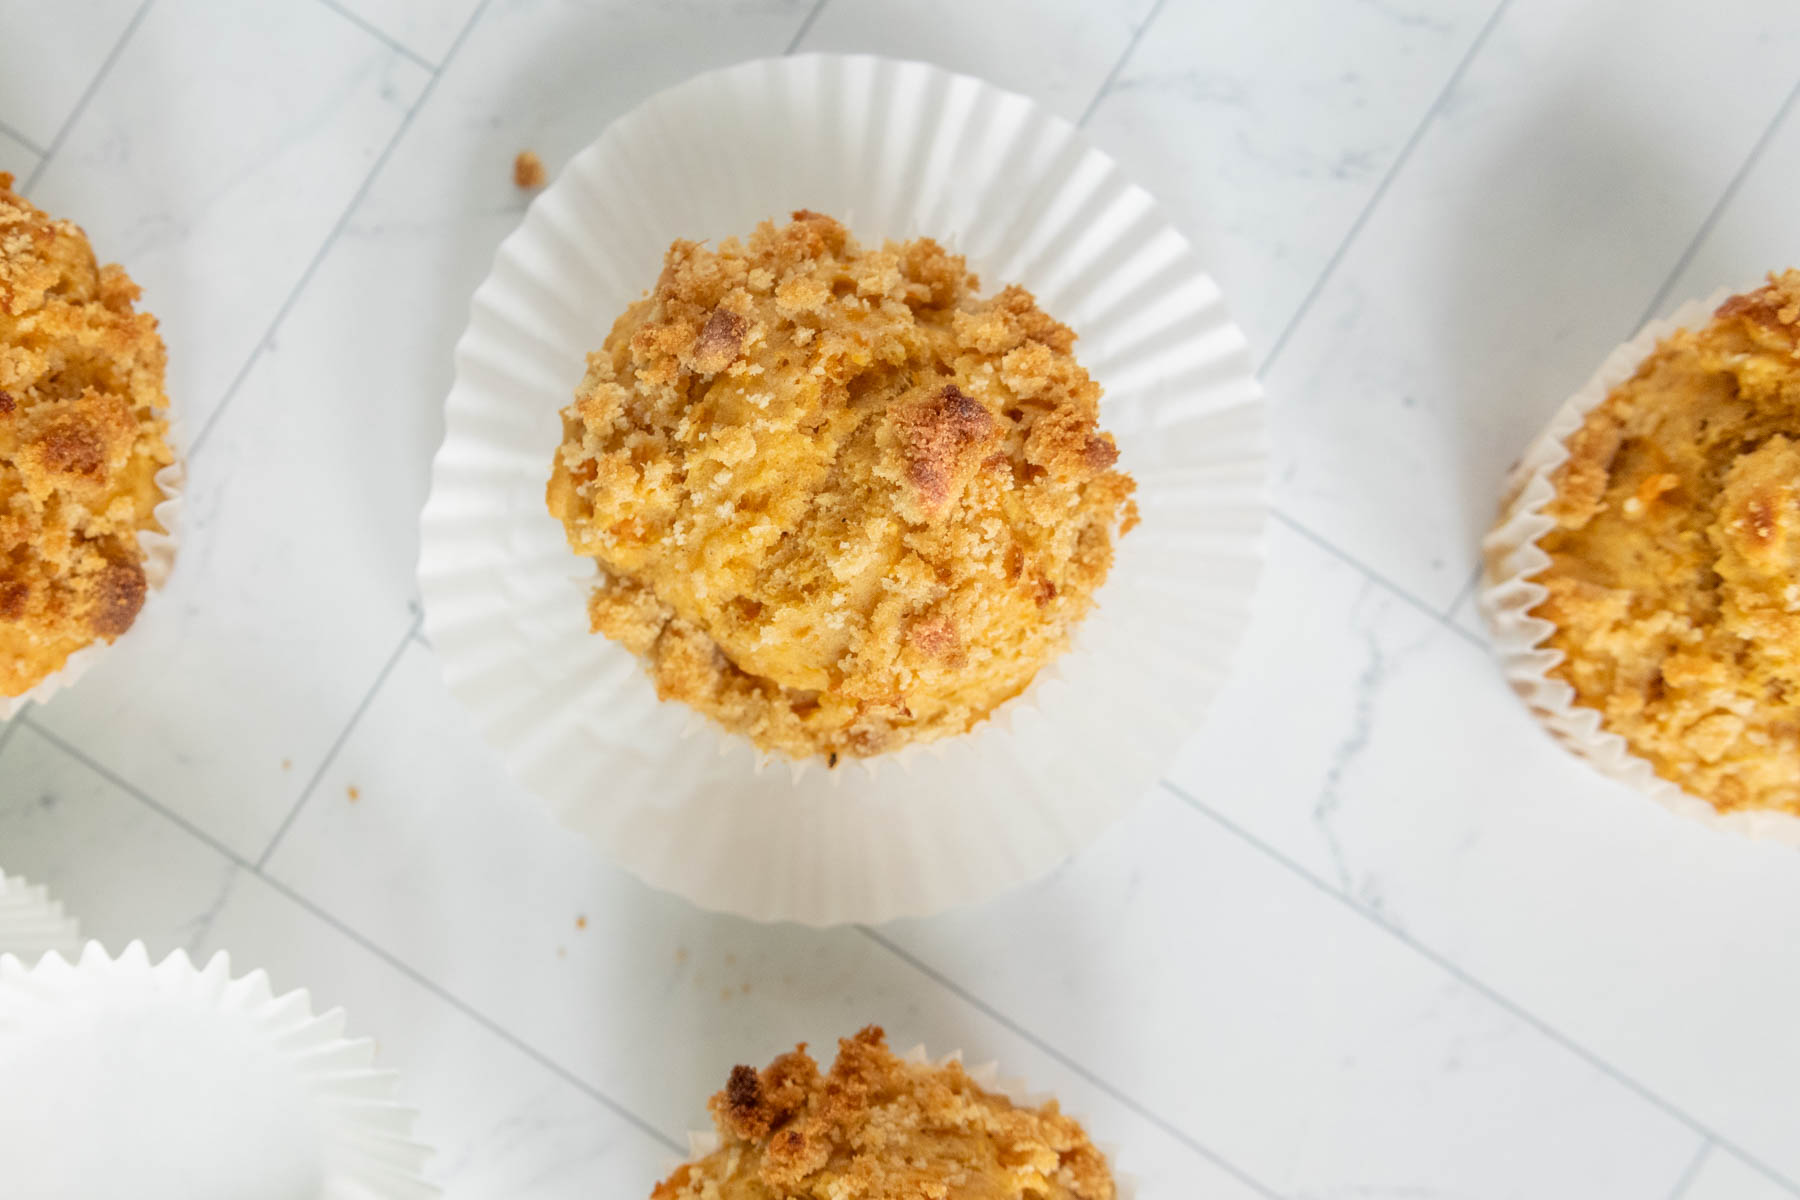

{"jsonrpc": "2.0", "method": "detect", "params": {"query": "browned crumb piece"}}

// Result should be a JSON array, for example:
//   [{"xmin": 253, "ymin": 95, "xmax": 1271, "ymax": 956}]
[
  {"xmin": 652, "ymin": 1026, "xmax": 1115, "ymax": 1200},
  {"xmin": 1530, "ymin": 269, "xmax": 1800, "ymax": 813},
  {"xmin": 0, "ymin": 173, "xmax": 174, "ymax": 697},
  {"xmin": 513, "ymin": 150, "xmax": 547, "ymax": 190},
  {"xmin": 547, "ymin": 211, "xmax": 1137, "ymax": 759}
]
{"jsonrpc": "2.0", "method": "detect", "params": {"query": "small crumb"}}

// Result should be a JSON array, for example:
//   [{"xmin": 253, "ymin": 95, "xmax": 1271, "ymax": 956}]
[
  {"xmin": 720, "ymin": 988, "xmax": 732, "ymax": 1001},
  {"xmin": 281, "ymin": 758, "xmax": 292, "ymax": 771},
  {"xmin": 725, "ymin": 953, "xmax": 736, "ymax": 966},
  {"xmin": 346, "ymin": 786, "xmax": 360, "ymax": 803},
  {"xmin": 556, "ymin": 945, "xmax": 567, "ymax": 958},
  {"xmin": 513, "ymin": 149, "xmax": 547, "ymax": 189},
  {"xmin": 740, "ymin": 982, "xmax": 751, "ymax": 995},
  {"xmin": 675, "ymin": 947, "xmax": 688, "ymax": 964},
  {"xmin": 575, "ymin": 914, "xmax": 588, "ymax": 930}
]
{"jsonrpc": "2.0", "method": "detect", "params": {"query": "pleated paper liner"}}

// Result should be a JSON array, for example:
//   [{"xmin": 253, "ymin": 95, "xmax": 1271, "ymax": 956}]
[
  {"xmin": 0, "ymin": 942, "xmax": 436, "ymax": 1199},
  {"xmin": 1, "ymin": 448, "xmax": 183, "ymax": 720},
  {"xmin": 420, "ymin": 54, "xmax": 1267, "ymax": 924},
  {"xmin": 0, "ymin": 870, "xmax": 81, "ymax": 964},
  {"xmin": 671, "ymin": 1043, "xmax": 1134, "ymax": 1199},
  {"xmin": 1479, "ymin": 286, "xmax": 1800, "ymax": 845}
]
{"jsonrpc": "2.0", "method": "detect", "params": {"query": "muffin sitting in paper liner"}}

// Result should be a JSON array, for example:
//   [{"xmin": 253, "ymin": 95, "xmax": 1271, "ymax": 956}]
[
  {"xmin": 652, "ymin": 1025, "xmax": 1116, "ymax": 1200},
  {"xmin": 548, "ymin": 211, "xmax": 1137, "ymax": 763},
  {"xmin": 1483, "ymin": 270, "xmax": 1800, "ymax": 833},
  {"xmin": 0, "ymin": 173, "xmax": 180, "ymax": 710}
]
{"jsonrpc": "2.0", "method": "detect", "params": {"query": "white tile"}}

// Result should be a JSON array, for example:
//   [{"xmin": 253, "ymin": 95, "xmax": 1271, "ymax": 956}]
[
  {"xmin": 1266, "ymin": 0, "xmax": 1800, "ymax": 609},
  {"xmin": 797, "ymin": 0, "xmax": 1151, "ymax": 122},
  {"xmin": 1657, "ymin": 89, "xmax": 1800, "ymax": 312},
  {"xmin": 268, "ymin": 639, "xmax": 1701, "ymax": 1200},
  {"xmin": 26, "ymin": 0, "xmax": 432, "ymax": 435},
  {"xmin": 1682, "ymin": 1148, "xmax": 1798, "ymax": 1200},
  {"xmin": 196, "ymin": 873, "xmax": 682, "ymax": 1199},
  {"xmin": 0, "ymin": 126, "xmax": 39, "ymax": 183},
  {"xmin": 0, "ymin": 0, "xmax": 141, "ymax": 148},
  {"xmin": 25, "ymin": 269, "xmax": 421, "ymax": 858},
  {"xmin": 881, "ymin": 788, "xmax": 1702, "ymax": 1198},
  {"xmin": 1167, "ymin": 522, "xmax": 1800, "ymax": 1183},
  {"xmin": 264, "ymin": 642, "xmax": 1267, "ymax": 1200},
  {"xmin": 326, "ymin": 0, "xmax": 485, "ymax": 64},
  {"xmin": 0, "ymin": 724, "xmax": 238, "ymax": 960},
  {"xmin": 1085, "ymin": 0, "xmax": 1496, "ymax": 359}
]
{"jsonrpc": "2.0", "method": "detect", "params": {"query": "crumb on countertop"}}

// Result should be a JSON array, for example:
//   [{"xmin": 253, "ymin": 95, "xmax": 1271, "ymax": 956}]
[{"xmin": 514, "ymin": 150, "xmax": 546, "ymax": 189}]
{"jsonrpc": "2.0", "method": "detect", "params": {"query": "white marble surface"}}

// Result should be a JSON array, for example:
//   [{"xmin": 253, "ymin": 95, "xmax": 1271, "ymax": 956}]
[{"xmin": 1, "ymin": 1, "xmax": 1797, "ymax": 1197}]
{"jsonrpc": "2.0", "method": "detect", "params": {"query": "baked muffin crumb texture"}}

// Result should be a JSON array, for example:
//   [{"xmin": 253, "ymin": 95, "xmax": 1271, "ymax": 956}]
[
  {"xmin": 548, "ymin": 211, "xmax": 1136, "ymax": 759},
  {"xmin": 1532, "ymin": 269, "xmax": 1800, "ymax": 813},
  {"xmin": 652, "ymin": 1025, "xmax": 1116, "ymax": 1200},
  {"xmin": 0, "ymin": 174, "xmax": 173, "ymax": 697}
]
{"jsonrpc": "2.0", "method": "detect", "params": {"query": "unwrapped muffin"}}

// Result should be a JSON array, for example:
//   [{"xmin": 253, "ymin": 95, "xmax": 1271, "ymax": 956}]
[
  {"xmin": 1500, "ymin": 271, "xmax": 1800, "ymax": 816},
  {"xmin": 0, "ymin": 175, "xmax": 174, "ymax": 699},
  {"xmin": 548, "ymin": 211, "xmax": 1136, "ymax": 760},
  {"xmin": 652, "ymin": 1026, "xmax": 1115, "ymax": 1200}
]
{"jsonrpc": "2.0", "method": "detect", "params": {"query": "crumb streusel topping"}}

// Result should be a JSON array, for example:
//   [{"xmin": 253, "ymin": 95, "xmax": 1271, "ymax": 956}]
[
  {"xmin": 1532, "ymin": 270, "xmax": 1800, "ymax": 813},
  {"xmin": 547, "ymin": 211, "xmax": 1136, "ymax": 760},
  {"xmin": 652, "ymin": 1026, "xmax": 1115, "ymax": 1200},
  {"xmin": 0, "ymin": 174, "xmax": 173, "ymax": 697}
]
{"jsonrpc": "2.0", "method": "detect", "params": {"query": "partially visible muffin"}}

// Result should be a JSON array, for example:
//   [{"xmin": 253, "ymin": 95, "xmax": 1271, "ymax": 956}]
[
  {"xmin": 0, "ymin": 174, "xmax": 174, "ymax": 697},
  {"xmin": 547, "ymin": 211, "xmax": 1137, "ymax": 761},
  {"xmin": 1529, "ymin": 270, "xmax": 1800, "ymax": 814},
  {"xmin": 652, "ymin": 1026, "xmax": 1115, "ymax": 1200}
]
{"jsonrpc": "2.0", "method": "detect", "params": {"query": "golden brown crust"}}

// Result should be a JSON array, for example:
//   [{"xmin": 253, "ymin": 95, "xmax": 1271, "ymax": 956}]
[
  {"xmin": 653, "ymin": 1026, "xmax": 1116, "ymax": 1200},
  {"xmin": 548, "ymin": 212, "xmax": 1136, "ymax": 759},
  {"xmin": 0, "ymin": 174, "xmax": 173, "ymax": 696},
  {"xmin": 1530, "ymin": 270, "xmax": 1800, "ymax": 813}
]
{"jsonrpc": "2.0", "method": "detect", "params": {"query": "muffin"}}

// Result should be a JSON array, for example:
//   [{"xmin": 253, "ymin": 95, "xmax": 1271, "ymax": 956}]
[
  {"xmin": 1508, "ymin": 271, "xmax": 1800, "ymax": 815},
  {"xmin": 652, "ymin": 1026, "xmax": 1115, "ymax": 1200},
  {"xmin": 548, "ymin": 211, "xmax": 1136, "ymax": 761},
  {"xmin": 0, "ymin": 174, "xmax": 174, "ymax": 699}
]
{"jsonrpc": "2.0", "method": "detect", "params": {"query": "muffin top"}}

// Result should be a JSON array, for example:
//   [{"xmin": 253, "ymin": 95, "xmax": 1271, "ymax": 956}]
[
  {"xmin": 0, "ymin": 175, "xmax": 173, "ymax": 697},
  {"xmin": 547, "ymin": 211, "xmax": 1136, "ymax": 760},
  {"xmin": 651, "ymin": 1026, "xmax": 1115, "ymax": 1200},
  {"xmin": 1532, "ymin": 270, "xmax": 1800, "ymax": 813}
]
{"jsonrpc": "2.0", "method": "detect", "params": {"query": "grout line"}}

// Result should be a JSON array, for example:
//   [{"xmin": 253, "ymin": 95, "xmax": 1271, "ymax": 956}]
[
  {"xmin": 1635, "ymin": 72, "xmax": 1800, "ymax": 332},
  {"xmin": 784, "ymin": 0, "xmax": 829, "ymax": 55},
  {"xmin": 313, "ymin": 0, "xmax": 438, "ymax": 73},
  {"xmin": 255, "ymin": 614, "xmax": 421, "ymax": 871},
  {"xmin": 1257, "ymin": 0, "xmax": 1513, "ymax": 376},
  {"xmin": 21, "ymin": 0, "xmax": 159, "ymax": 195},
  {"xmin": 253, "ymin": 871, "xmax": 686, "ymax": 1155},
  {"xmin": 1162, "ymin": 780, "xmax": 1800, "ymax": 1199},
  {"xmin": 1077, "ymin": 0, "xmax": 1170, "ymax": 129},
  {"xmin": 1665, "ymin": 1140, "xmax": 1714, "ymax": 1200},
  {"xmin": 857, "ymin": 926, "xmax": 1283, "ymax": 1199},
  {"xmin": 1272, "ymin": 509, "xmax": 1484, "ymax": 650},
  {"xmin": 0, "ymin": 117, "xmax": 49, "ymax": 159},
  {"xmin": 21, "ymin": 717, "xmax": 683, "ymax": 1155},
  {"xmin": 20, "ymin": 719, "xmax": 251, "ymax": 866},
  {"xmin": 1440, "ymin": 561, "xmax": 1483, "ymax": 623},
  {"xmin": 186, "ymin": 0, "xmax": 494, "ymax": 459}
]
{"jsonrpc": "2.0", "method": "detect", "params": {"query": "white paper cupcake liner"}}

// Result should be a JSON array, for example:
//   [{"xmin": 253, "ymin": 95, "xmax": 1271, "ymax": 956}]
[
  {"xmin": 419, "ymin": 54, "xmax": 1267, "ymax": 924},
  {"xmin": 1479, "ymin": 285, "xmax": 1800, "ymax": 845},
  {"xmin": 0, "ymin": 941, "xmax": 436, "ymax": 1199},
  {"xmin": 670, "ymin": 1042, "xmax": 1134, "ymax": 1199},
  {"xmin": 1, "ymin": 440, "xmax": 184, "ymax": 720},
  {"xmin": 0, "ymin": 869, "xmax": 81, "ymax": 964}
]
